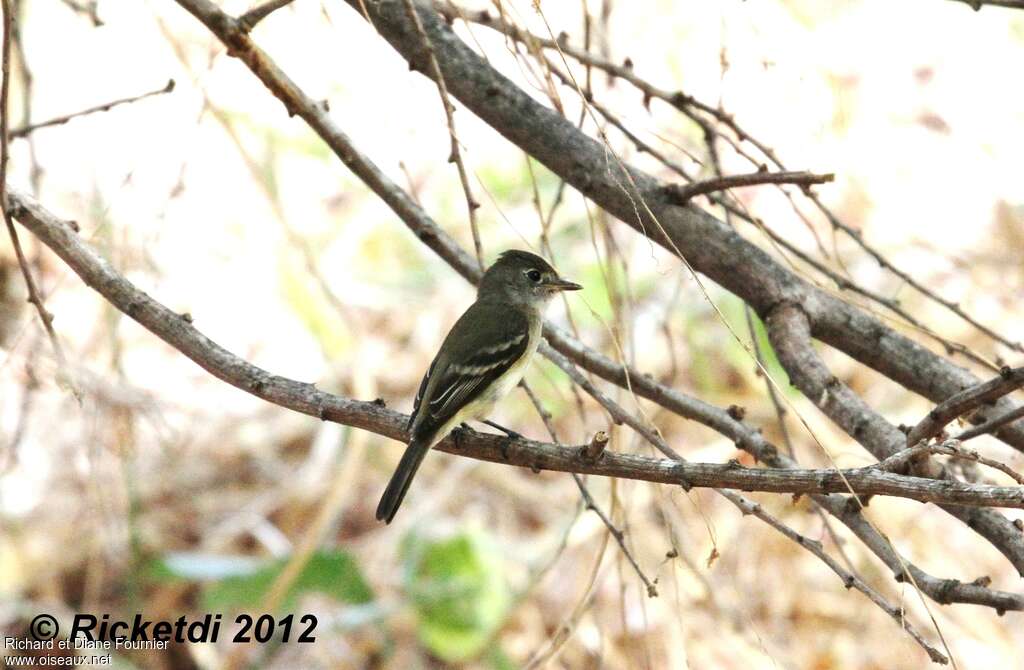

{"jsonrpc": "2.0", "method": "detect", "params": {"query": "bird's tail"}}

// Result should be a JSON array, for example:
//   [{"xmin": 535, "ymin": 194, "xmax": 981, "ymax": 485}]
[{"xmin": 376, "ymin": 438, "xmax": 431, "ymax": 524}]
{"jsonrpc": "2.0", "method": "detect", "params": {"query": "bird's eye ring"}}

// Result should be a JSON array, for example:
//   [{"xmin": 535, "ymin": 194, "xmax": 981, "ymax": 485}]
[{"xmin": 526, "ymin": 269, "xmax": 542, "ymax": 282}]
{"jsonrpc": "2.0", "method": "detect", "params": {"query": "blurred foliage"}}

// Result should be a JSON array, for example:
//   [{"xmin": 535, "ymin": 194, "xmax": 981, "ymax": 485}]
[
  {"xmin": 401, "ymin": 530, "xmax": 512, "ymax": 663},
  {"xmin": 148, "ymin": 550, "xmax": 373, "ymax": 612},
  {"xmin": 279, "ymin": 253, "xmax": 352, "ymax": 359}
]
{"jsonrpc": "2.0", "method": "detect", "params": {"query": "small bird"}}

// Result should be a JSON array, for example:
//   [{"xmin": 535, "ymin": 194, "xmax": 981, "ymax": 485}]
[{"xmin": 376, "ymin": 250, "xmax": 582, "ymax": 524}]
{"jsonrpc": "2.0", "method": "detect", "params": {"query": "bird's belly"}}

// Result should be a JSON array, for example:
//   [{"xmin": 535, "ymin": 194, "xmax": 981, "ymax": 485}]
[{"xmin": 428, "ymin": 332, "xmax": 538, "ymax": 446}]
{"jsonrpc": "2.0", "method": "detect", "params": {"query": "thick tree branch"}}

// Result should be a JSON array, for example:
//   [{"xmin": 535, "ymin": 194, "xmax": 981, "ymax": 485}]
[
  {"xmin": 445, "ymin": 1, "xmax": 1023, "ymax": 365},
  {"xmin": 10, "ymin": 188, "xmax": 1024, "ymax": 513}
]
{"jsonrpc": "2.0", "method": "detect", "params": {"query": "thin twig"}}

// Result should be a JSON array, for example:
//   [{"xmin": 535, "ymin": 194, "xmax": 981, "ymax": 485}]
[
  {"xmin": 881, "ymin": 442, "xmax": 1024, "ymax": 486},
  {"xmin": 10, "ymin": 0, "xmax": 39, "ymax": 190},
  {"xmin": 0, "ymin": 0, "xmax": 79, "ymax": 401},
  {"xmin": 665, "ymin": 170, "xmax": 835, "ymax": 205},
  {"xmin": 57, "ymin": 0, "xmax": 101, "ymax": 25},
  {"xmin": 238, "ymin": 0, "xmax": 296, "ymax": 32},
  {"xmin": 520, "ymin": 381, "xmax": 658, "ymax": 598},
  {"xmin": 400, "ymin": 0, "xmax": 484, "ymax": 270},
  {"xmin": 723, "ymin": 491, "xmax": 948, "ymax": 665},
  {"xmin": 8, "ymin": 79, "xmax": 175, "ymax": 139},
  {"xmin": 957, "ymin": 406, "xmax": 1024, "ymax": 444},
  {"xmin": 583, "ymin": 430, "xmax": 609, "ymax": 461},
  {"xmin": 908, "ymin": 366, "xmax": 1024, "ymax": 447},
  {"xmin": 745, "ymin": 305, "xmax": 795, "ymax": 456}
]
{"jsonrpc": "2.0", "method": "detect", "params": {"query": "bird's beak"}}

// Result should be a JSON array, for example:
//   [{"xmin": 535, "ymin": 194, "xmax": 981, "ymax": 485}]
[{"xmin": 545, "ymin": 277, "xmax": 583, "ymax": 292}]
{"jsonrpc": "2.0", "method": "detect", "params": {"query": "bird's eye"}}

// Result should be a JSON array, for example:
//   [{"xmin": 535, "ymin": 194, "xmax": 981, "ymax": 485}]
[{"xmin": 526, "ymin": 269, "xmax": 542, "ymax": 282}]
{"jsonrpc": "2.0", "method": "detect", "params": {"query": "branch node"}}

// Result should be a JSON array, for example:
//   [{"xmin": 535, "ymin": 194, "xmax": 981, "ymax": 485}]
[{"xmin": 581, "ymin": 430, "xmax": 609, "ymax": 462}]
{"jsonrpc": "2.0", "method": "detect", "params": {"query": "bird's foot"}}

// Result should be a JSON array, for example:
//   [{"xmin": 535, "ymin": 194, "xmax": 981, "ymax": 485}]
[
  {"xmin": 452, "ymin": 423, "xmax": 473, "ymax": 449},
  {"xmin": 482, "ymin": 420, "xmax": 521, "ymax": 461},
  {"xmin": 482, "ymin": 419, "xmax": 522, "ymax": 441}
]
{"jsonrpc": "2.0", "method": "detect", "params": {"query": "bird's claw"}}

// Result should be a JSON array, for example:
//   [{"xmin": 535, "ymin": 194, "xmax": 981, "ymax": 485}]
[
  {"xmin": 480, "ymin": 420, "xmax": 521, "ymax": 461},
  {"xmin": 453, "ymin": 423, "xmax": 473, "ymax": 449}
]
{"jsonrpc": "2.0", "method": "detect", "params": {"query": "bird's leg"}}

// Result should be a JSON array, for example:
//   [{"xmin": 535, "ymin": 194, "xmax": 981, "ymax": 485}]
[
  {"xmin": 482, "ymin": 419, "xmax": 522, "ymax": 440},
  {"xmin": 482, "ymin": 420, "xmax": 522, "ymax": 461}
]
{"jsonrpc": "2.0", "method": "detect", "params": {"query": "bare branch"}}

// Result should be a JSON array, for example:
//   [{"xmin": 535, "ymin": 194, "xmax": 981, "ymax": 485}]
[
  {"xmin": 881, "ymin": 443, "xmax": 1024, "ymax": 486},
  {"xmin": 445, "ymin": 0, "xmax": 1024, "ymax": 363},
  {"xmin": 0, "ymin": 0, "xmax": 79, "ymax": 400},
  {"xmin": 908, "ymin": 367, "xmax": 1024, "ymax": 447},
  {"xmin": 767, "ymin": 303, "xmax": 1024, "ymax": 574},
  {"xmin": 582, "ymin": 430, "xmax": 609, "ymax": 462},
  {"xmin": 723, "ymin": 491, "xmax": 948, "ymax": 664},
  {"xmin": 958, "ymin": 406, "xmax": 1024, "ymax": 444},
  {"xmin": 57, "ymin": 0, "xmax": 101, "ymax": 26},
  {"xmin": 8, "ymin": 79, "xmax": 175, "ymax": 139},
  {"xmin": 399, "ymin": 0, "xmax": 483, "ymax": 270},
  {"xmin": 945, "ymin": 0, "xmax": 1024, "ymax": 9},
  {"xmin": 238, "ymin": 0, "xmax": 296, "ymax": 32},
  {"xmin": 9, "ymin": 188, "xmax": 1024, "ymax": 515},
  {"xmin": 665, "ymin": 170, "xmax": 835, "ymax": 205}
]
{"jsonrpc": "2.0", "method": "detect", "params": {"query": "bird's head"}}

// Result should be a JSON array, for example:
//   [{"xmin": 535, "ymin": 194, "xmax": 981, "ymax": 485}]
[{"xmin": 478, "ymin": 249, "xmax": 582, "ymax": 308}]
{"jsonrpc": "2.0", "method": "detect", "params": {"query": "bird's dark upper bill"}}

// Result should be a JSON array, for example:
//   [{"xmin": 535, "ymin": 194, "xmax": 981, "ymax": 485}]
[{"xmin": 546, "ymin": 278, "xmax": 583, "ymax": 291}]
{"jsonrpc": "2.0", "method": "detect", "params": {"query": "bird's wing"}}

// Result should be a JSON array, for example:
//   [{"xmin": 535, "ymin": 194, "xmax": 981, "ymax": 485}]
[{"xmin": 409, "ymin": 301, "xmax": 531, "ymax": 441}]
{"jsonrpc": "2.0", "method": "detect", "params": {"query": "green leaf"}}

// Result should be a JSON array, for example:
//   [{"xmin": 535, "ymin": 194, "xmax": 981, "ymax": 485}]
[
  {"xmin": 204, "ymin": 550, "xmax": 372, "ymax": 612},
  {"xmin": 402, "ymin": 530, "xmax": 511, "ymax": 663},
  {"xmin": 157, "ymin": 550, "xmax": 374, "ymax": 612}
]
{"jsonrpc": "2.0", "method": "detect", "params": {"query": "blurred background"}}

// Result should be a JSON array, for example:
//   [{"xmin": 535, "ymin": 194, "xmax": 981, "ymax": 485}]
[{"xmin": 1, "ymin": 0, "xmax": 1023, "ymax": 667}]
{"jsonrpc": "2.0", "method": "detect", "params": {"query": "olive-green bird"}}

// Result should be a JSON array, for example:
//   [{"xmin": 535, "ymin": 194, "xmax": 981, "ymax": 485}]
[{"xmin": 376, "ymin": 250, "xmax": 582, "ymax": 523}]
